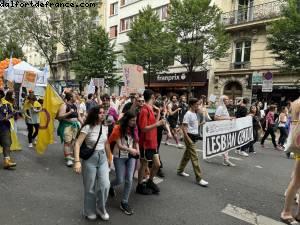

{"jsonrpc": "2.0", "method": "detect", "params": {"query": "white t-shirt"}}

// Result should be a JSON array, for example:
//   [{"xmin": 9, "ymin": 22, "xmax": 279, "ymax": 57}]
[
  {"xmin": 81, "ymin": 124, "xmax": 108, "ymax": 151},
  {"xmin": 215, "ymin": 106, "xmax": 230, "ymax": 119},
  {"xmin": 183, "ymin": 111, "xmax": 199, "ymax": 134},
  {"xmin": 79, "ymin": 102, "xmax": 87, "ymax": 115}
]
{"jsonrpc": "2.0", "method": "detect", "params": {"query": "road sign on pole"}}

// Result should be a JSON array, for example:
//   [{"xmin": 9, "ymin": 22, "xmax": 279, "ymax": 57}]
[{"xmin": 262, "ymin": 72, "xmax": 273, "ymax": 92}]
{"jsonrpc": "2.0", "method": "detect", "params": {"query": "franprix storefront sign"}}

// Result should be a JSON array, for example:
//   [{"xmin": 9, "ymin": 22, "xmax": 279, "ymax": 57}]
[
  {"xmin": 203, "ymin": 116, "xmax": 253, "ymax": 159},
  {"xmin": 156, "ymin": 73, "xmax": 187, "ymax": 82},
  {"xmin": 146, "ymin": 71, "xmax": 207, "ymax": 84}
]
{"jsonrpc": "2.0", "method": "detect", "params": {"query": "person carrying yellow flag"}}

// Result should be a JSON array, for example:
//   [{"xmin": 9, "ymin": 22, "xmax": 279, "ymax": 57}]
[{"xmin": 36, "ymin": 85, "xmax": 64, "ymax": 154}]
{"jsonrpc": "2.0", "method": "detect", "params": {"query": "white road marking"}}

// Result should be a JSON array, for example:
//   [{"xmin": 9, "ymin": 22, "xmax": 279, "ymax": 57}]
[
  {"xmin": 195, "ymin": 149, "xmax": 243, "ymax": 161},
  {"xmin": 222, "ymin": 204, "xmax": 285, "ymax": 225},
  {"xmin": 255, "ymin": 165, "xmax": 263, "ymax": 169}
]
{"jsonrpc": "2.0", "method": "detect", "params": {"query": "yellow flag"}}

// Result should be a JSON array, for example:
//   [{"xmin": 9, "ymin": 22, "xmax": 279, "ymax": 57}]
[{"xmin": 36, "ymin": 85, "xmax": 64, "ymax": 154}]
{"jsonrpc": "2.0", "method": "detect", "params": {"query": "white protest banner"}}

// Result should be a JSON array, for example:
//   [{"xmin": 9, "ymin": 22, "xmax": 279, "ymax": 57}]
[
  {"xmin": 87, "ymin": 79, "xmax": 95, "ymax": 94},
  {"xmin": 93, "ymin": 78, "xmax": 105, "ymax": 88},
  {"xmin": 122, "ymin": 64, "xmax": 145, "ymax": 94},
  {"xmin": 22, "ymin": 71, "xmax": 37, "ymax": 91},
  {"xmin": 203, "ymin": 116, "xmax": 253, "ymax": 159}
]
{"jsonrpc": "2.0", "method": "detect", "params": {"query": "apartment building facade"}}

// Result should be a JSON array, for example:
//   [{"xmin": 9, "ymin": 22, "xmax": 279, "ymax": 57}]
[
  {"xmin": 210, "ymin": 0, "xmax": 300, "ymax": 104},
  {"xmin": 106, "ymin": 0, "xmax": 209, "ymax": 97}
]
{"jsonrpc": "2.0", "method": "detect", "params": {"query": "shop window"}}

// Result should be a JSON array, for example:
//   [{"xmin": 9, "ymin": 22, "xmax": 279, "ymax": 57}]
[
  {"xmin": 234, "ymin": 40, "xmax": 251, "ymax": 69},
  {"xmin": 109, "ymin": 26, "xmax": 118, "ymax": 38},
  {"xmin": 110, "ymin": 2, "xmax": 118, "ymax": 16}
]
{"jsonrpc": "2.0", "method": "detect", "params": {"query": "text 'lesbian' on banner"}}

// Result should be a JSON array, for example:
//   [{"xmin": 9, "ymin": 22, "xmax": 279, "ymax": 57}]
[
  {"xmin": 203, "ymin": 116, "xmax": 253, "ymax": 159},
  {"xmin": 122, "ymin": 64, "xmax": 145, "ymax": 94}
]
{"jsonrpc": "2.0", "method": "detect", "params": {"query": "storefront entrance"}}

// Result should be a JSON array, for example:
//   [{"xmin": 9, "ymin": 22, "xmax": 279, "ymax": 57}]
[{"xmin": 223, "ymin": 81, "xmax": 243, "ymax": 100}]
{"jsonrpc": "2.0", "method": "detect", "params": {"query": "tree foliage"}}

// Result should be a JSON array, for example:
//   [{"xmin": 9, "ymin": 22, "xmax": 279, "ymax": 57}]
[
  {"xmin": 2, "ymin": 0, "xmax": 99, "ymax": 78},
  {"xmin": 267, "ymin": 0, "xmax": 300, "ymax": 70},
  {"xmin": 167, "ymin": 0, "xmax": 229, "ymax": 92},
  {"xmin": 71, "ymin": 27, "xmax": 121, "ymax": 87},
  {"xmin": 124, "ymin": 6, "xmax": 176, "ymax": 83}
]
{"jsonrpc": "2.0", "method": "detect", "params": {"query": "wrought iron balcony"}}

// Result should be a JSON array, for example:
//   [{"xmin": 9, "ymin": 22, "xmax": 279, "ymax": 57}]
[
  {"xmin": 230, "ymin": 61, "xmax": 251, "ymax": 70},
  {"xmin": 221, "ymin": 0, "xmax": 286, "ymax": 27}
]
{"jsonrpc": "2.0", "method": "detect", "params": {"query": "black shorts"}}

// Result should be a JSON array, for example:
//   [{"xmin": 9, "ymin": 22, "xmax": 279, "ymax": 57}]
[{"xmin": 140, "ymin": 148, "xmax": 158, "ymax": 161}]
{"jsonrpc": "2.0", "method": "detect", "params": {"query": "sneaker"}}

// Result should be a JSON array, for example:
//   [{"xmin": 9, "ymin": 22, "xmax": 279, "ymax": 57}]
[
  {"xmin": 28, "ymin": 143, "xmax": 33, "ymax": 148},
  {"xmin": 109, "ymin": 187, "xmax": 116, "ymax": 198},
  {"xmin": 235, "ymin": 150, "xmax": 240, "ymax": 154},
  {"xmin": 136, "ymin": 183, "xmax": 152, "ymax": 195},
  {"xmin": 147, "ymin": 179, "xmax": 160, "ymax": 194},
  {"xmin": 275, "ymin": 146, "xmax": 284, "ymax": 151},
  {"xmin": 177, "ymin": 143, "xmax": 184, "ymax": 149},
  {"xmin": 157, "ymin": 169, "xmax": 165, "ymax": 178},
  {"xmin": 120, "ymin": 202, "xmax": 134, "ymax": 215},
  {"xmin": 3, "ymin": 157, "xmax": 16, "ymax": 169},
  {"xmin": 177, "ymin": 171, "xmax": 190, "ymax": 177},
  {"xmin": 33, "ymin": 140, "xmax": 37, "ymax": 145},
  {"xmin": 83, "ymin": 214, "xmax": 97, "ymax": 221},
  {"xmin": 239, "ymin": 151, "xmax": 249, "ymax": 157},
  {"xmin": 165, "ymin": 141, "xmax": 171, "ymax": 146},
  {"xmin": 66, "ymin": 159, "xmax": 73, "ymax": 167},
  {"xmin": 96, "ymin": 208, "xmax": 109, "ymax": 221},
  {"xmin": 198, "ymin": 179, "xmax": 209, "ymax": 187},
  {"xmin": 223, "ymin": 159, "xmax": 236, "ymax": 167}
]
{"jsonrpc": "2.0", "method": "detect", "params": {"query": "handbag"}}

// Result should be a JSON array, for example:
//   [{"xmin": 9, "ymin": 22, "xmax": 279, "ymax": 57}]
[{"xmin": 80, "ymin": 124, "xmax": 103, "ymax": 160}]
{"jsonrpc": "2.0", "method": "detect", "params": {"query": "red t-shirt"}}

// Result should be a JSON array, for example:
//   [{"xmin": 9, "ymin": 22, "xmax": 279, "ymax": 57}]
[{"xmin": 138, "ymin": 104, "xmax": 157, "ymax": 150}]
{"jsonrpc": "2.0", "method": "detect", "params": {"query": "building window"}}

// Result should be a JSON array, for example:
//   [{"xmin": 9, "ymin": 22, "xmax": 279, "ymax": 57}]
[
  {"xmin": 155, "ymin": 5, "xmax": 168, "ymax": 21},
  {"xmin": 109, "ymin": 25, "xmax": 118, "ymax": 38},
  {"xmin": 237, "ymin": 0, "xmax": 254, "ymax": 23},
  {"xmin": 120, "ymin": 0, "xmax": 139, "ymax": 6},
  {"xmin": 234, "ymin": 40, "xmax": 251, "ymax": 69},
  {"xmin": 120, "ymin": 16, "xmax": 135, "ymax": 32},
  {"xmin": 110, "ymin": 2, "xmax": 118, "ymax": 16}
]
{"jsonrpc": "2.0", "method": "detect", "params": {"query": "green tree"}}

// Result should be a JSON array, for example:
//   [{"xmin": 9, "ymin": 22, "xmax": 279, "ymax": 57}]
[
  {"xmin": 0, "ymin": 39, "xmax": 25, "ymax": 60},
  {"xmin": 168, "ymin": 0, "xmax": 229, "ymax": 94},
  {"xmin": 124, "ymin": 6, "xmax": 176, "ymax": 86},
  {"xmin": 2, "ymin": 0, "xmax": 100, "ymax": 78},
  {"xmin": 267, "ymin": 0, "xmax": 300, "ymax": 71},
  {"xmin": 71, "ymin": 27, "xmax": 121, "ymax": 87}
]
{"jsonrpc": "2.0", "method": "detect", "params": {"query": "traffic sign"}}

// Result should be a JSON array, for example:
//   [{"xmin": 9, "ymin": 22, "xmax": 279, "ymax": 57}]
[{"xmin": 262, "ymin": 71, "xmax": 273, "ymax": 92}]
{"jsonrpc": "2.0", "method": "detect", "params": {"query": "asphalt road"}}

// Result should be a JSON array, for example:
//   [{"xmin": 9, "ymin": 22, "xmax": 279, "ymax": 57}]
[{"xmin": 0, "ymin": 120, "xmax": 295, "ymax": 225}]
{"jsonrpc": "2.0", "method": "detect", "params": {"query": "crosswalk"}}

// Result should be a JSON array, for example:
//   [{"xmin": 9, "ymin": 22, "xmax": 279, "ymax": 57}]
[{"xmin": 222, "ymin": 204, "xmax": 285, "ymax": 225}]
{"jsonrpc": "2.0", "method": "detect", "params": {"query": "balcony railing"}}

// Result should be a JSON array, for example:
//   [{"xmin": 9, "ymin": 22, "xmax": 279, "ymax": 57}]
[
  {"xmin": 230, "ymin": 61, "xmax": 251, "ymax": 70},
  {"xmin": 221, "ymin": 0, "xmax": 286, "ymax": 27}
]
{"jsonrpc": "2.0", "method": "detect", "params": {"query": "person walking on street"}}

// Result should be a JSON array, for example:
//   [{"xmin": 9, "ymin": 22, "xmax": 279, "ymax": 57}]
[
  {"xmin": 177, "ymin": 98, "xmax": 208, "ymax": 187},
  {"xmin": 57, "ymin": 92, "xmax": 83, "ymax": 167},
  {"xmin": 24, "ymin": 95, "xmax": 42, "ymax": 148},
  {"xmin": 0, "ymin": 90, "xmax": 16, "ymax": 169},
  {"xmin": 214, "ymin": 95, "xmax": 236, "ymax": 167},
  {"xmin": 136, "ymin": 89, "xmax": 165, "ymax": 195},
  {"xmin": 247, "ymin": 106, "xmax": 262, "ymax": 154},
  {"xmin": 73, "ymin": 105, "xmax": 111, "ymax": 221},
  {"xmin": 280, "ymin": 98, "xmax": 300, "ymax": 224},
  {"xmin": 261, "ymin": 105, "xmax": 281, "ymax": 150},
  {"xmin": 108, "ymin": 111, "xmax": 139, "ymax": 215},
  {"xmin": 278, "ymin": 106, "xmax": 289, "ymax": 149},
  {"xmin": 235, "ymin": 98, "xmax": 249, "ymax": 156}
]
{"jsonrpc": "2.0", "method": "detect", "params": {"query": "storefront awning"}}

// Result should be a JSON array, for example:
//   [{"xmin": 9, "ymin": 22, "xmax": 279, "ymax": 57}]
[{"xmin": 146, "ymin": 82, "xmax": 207, "ymax": 88}]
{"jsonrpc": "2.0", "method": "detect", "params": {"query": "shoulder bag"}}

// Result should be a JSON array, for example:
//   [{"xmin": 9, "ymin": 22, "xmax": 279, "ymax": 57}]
[{"xmin": 80, "ymin": 124, "xmax": 103, "ymax": 160}]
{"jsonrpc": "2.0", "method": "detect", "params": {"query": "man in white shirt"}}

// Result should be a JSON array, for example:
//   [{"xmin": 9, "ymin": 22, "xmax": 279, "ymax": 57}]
[{"xmin": 177, "ymin": 98, "xmax": 208, "ymax": 187}]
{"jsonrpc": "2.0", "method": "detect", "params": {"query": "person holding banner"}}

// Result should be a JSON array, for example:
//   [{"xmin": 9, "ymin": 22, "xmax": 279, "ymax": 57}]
[
  {"xmin": 214, "ymin": 95, "xmax": 236, "ymax": 167},
  {"xmin": 57, "ymin": 92, "xmax": 83, "ymax": 167},
  {"xmin": 177, "ymin": 98, "xmax": 208, "ymax": 187},
  {"xmin": 0, "ymin": 90, "xmax": 17, "ymax": 169}
]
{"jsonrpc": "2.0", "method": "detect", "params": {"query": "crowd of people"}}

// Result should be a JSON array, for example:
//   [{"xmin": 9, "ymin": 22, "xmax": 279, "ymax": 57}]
[{"xmin": 0, "ymin": 86, "xmax": 299, "ymax": 223}]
